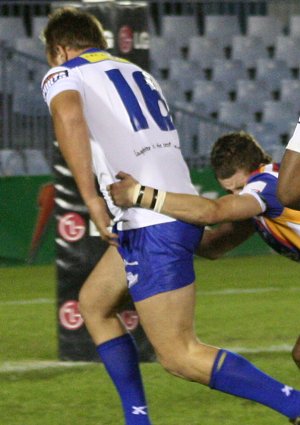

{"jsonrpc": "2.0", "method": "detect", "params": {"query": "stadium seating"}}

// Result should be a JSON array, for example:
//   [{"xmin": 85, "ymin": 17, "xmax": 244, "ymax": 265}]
[
  {"xmin": 157, "ymin": 79, "xmax": 186, "ymax": 106},
  {"xmin": 0, "ymin": 17, "xmax": 26, "ymax": 44},
  {"xmin": 0, "ymin": 149, "xmax": 26, "ymax": 176},
  {"xmin": 23, "ymin": 149, "xmax": 50, "ymax": 175},
  {"xmin": 192, "ymin": 80, "xmax": 228, "ymax": 117},
  {"xmin": 274, "ymin": 36, "xmax": 300, "ymax": 75},
  {"xmin": 188, "ymin": 36, "xmax": 225, "ymax": 75},
  {"xmin": 31, "ymin": 16, "xmax": 48, "ymax": 39},
  {"xmin": 280, "ymin": 79, "xmax": 300, "ymax": 116},
  {"xmin": 289, "ymin": 15, "xmax": 300, "ymax": 37},
  {"xmin": 231, "ymin": 35, "xmax": 268, "ymax": 71},
  {"xmin": 168, "ymin": 58, "xmax": 204, "ymax": 97},
  {"xmin": 161, "ymin": 15, "xmax": 199, "ymax": 56},
  {"xmin": 149, "ymin": 36, "xmax": 175, "ymax": 78},
  {"xmin": 246, "ymin": 121, "xmax": 282, "ymax": 150},
  {"xmin": 262, "ymin": 100, "xmax": 296, "ymax": 143},
  {"xmin": 236, "ymin": 79, "xmax": 272, "ymax": 117},
  {"xmin": 204, "ymin": 15, "xmax": 241, "ymax": 51},
  {"xmin": 212, "ymin": 58, "xmax": 247, "ymax": 94},
  {"xmin": 255, "ymin": 58, "xmax": 291, "ymax": 94},
  {"xmin": 246, "ymin": 16, "xmax": 284, "ymax": 53},
  {"xmin": 13, "ymin": 37, "xmax": 45, "ymax": 60},
  {"xmin": 218, "ymin": 100, "xmax": 252, "ymax": 128}
]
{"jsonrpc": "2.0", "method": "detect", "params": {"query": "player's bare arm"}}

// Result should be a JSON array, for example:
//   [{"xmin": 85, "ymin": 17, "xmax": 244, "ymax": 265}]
[
  {"xmin": 198, "ymin": 220, "xmax": 255, "ymax": 259},
  {"xmin": 278, "ymin": 149, "xmax": 300, "ymax": 210},
  {"xmin": 50, "ymin": 90, "xmax": 118, "ymax": 245},
  {"xmin": 109, "ymin": 171, "xmax": 263, "ymax": 225}
]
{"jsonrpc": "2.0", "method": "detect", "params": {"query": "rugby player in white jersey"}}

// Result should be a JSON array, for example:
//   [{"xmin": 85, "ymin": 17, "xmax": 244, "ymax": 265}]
[
  {"xmin": 278, "ymin": 119, "xmax": 300, "ymax": 210},
  {"xmin": 42, "ymin": 8, "xmax": 300, "ymax": 425}
]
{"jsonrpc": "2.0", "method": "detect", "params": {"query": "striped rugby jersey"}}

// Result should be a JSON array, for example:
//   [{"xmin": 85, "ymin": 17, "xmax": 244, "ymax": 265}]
[{"xmin": 240, "ymin": 163, "xmax": 300, "ymax": 261}]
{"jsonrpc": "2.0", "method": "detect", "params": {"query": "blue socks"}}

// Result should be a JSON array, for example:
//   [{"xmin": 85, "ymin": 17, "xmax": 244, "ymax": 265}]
[
  {"xmin": 97, "ymin": 334, "xmax": 152, "ymax": 425},
  {"xmin": 98, "ymin": 338, "xmax": 300, "ymax": 421},
  {"xmin": 210, "ymin": 349, "xmax": 300, "ymax": 419}
]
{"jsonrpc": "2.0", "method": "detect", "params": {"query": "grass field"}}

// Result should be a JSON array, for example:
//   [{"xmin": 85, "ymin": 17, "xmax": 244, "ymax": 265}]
[{"xmin": 0, "ymin": 254, "xmax": 299, "ymax": 425}]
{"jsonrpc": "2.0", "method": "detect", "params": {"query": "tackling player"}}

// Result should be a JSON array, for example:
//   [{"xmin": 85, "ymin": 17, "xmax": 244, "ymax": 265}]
[
  {"xmin": 278, "ymin": 119, "xmax": 300, "ymax": 210},
  {"xmin": 42, "ymin": 8, "xmax": 300, "ymax": 425},
  {"xmin": 109, "ymin": 131, "xmax": 300, "ymax": 367}
]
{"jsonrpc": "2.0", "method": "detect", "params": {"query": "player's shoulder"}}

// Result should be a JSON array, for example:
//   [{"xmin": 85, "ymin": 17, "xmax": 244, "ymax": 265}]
[
  {"xmin": 41, "ymin": 66, "xmax": 71, "ymax": 100},
  {"xmin": 248, "ymin": 163, "xmax": 279, "ymax": 183}
]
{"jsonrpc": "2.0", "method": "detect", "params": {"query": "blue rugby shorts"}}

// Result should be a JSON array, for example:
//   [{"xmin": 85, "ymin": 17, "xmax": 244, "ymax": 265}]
[{"xmin": 116, "ymin": 220, "xmax": 204, "ymax": 302}]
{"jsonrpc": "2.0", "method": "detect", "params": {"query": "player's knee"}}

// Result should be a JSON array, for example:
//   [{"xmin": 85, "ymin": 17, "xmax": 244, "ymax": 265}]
[
  {"xmin": 156, "ymin": 351, "xmax": 189, "ymax": 379},
  {"xmin": 78, "ymin": 284, "xmax": 99, "ymax": 318}
]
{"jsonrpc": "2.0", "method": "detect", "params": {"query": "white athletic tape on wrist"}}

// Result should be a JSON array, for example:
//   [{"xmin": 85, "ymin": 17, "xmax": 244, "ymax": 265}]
[
  {"xmin": 154, "ymin": 190, "xmax": 166, "ymax": 213},
  {"xmin": 132, "ymin": 184, "xmax": 141, "ymax": 205}
]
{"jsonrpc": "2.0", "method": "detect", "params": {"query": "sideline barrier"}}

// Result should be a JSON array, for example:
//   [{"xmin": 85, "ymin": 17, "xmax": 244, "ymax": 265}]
[{"xmin": 0, "ymin": 175, "xmax": 55, "ymax": 264}]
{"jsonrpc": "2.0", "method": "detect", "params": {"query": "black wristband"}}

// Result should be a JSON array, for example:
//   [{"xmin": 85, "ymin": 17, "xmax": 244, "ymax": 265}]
[
  {"xmin": 136, "ymin": 185, "xmax": 146, "ymax": 206},
  {"xmin": 150, "ymin": 188, "xmax": 159, "ymax": 210}
]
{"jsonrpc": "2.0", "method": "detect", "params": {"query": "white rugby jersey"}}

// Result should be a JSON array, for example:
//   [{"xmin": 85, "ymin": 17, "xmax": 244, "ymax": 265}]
[
  {"xmin": 42, "ymin": 48, "xmax": 197, "ymax": 230},
  {"xmin": 286, "ymin": 118, "xmax": 300, "ymax": 153}
]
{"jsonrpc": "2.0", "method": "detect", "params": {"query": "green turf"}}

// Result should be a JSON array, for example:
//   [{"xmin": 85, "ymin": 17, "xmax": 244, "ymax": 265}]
[{"xmin": 0, "ymin": 255, "xmax": 299, "ymax": 425}]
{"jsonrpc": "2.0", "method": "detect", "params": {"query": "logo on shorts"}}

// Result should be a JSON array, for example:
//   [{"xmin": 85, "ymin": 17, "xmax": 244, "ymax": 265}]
[
  {"xmin": 58, "ymin": 212, "xmax": 86, "ymax": 242},
  {"xmin": 127, "ymin": 272, "xmax": 138, "ymax": 288},
  {"xmin": 59, "ymin": 300, "xmax": 84, "ymax": 330}
]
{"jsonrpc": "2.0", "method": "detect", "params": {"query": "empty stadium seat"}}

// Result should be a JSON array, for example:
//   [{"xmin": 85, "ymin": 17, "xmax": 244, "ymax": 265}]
[
  {"xmin": 289, "ymin": 15, "xmax": 300, "ymax": 38},
  {"xmin": 188, "ymin": 36, "xmax": 225, "ymax": 73},
  {"xmin": 31, "ymin": 16, "xmax": 48, "ymax": 39},
  {"xmin": 0, "ymin": 17, "xmax": 26, "ymax": 44},
  {"xmin": 231, "ymin": 35, "xmax": 268, "ymax": 70},
  {"xmin": 0, "ymin": 149, "xmax": 26, "ymax": 176},
  {"xmin": 280, "ymin": 79, "xmax": 300, "ymax": 115},
  {"xmin": 13, "ymin": 37, "xmax": 45, "ymax": 61},
  {"xmin": 161, "ymin": 15, "xmax": 198, "ymax": 55},
  {"xmin": 256, "ymin": 58, "xmax": 291, "ymax": 93},
  {"xmin": 246, "ymin": 121, "xmax": 281, "ymax": 150},
  {"xmin": 247, "ymin": 16, "xmax": 284, "ymax": 52},
  {"xmin": 204, "ymin": 15, "xmax": 241, "ymax": 50},
  {"xmin": 150, "ymin": 36, "xmax": 176, "ymax": 78},
  {"xmin": 23, "ymin": 149, "xmax": 50, "ymax": 175},
  {"xmin": 169, "ymin": 58, "xmax": 204, "ymax": 96},
  {"xmin": 174, "ymin": 106, "xmax": 206, "ymax": 157},
  {"xmin": 13, "ymin": 82, "xmax": 48, "ymax": 116},
  {"xmin": 212, "ymin": 59, "xmax": 247, "ymax": 94},
  {"xmin": 218, "ymin": 101, "xmax": 252, "ymax": 128},
  {"xmin": 262, "ymin": 100, "xmax": 296, "ymax": 143},
  {"xmin": 236, "ymin": 79, "xmax": 272, "ymax": 116},
  {"xmin": 274, "ymin": 36, "xmax": 300, "ymax": 74},
  {"xmin": 157, "ymin": 79, "xmax": 186, "ymax": 106},
  {"xmin": 192, "ymin": 80, "xmax": 228, "ymax": 117}
]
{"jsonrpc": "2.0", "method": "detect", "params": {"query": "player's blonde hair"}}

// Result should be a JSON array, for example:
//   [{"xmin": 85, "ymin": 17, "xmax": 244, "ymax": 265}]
[{"xmin": 43, "ymin": 7, "xmax": 108, "ymax": 61}]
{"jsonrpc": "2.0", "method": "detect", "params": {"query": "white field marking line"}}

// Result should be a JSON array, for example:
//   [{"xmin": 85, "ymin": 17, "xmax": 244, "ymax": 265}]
[
  {"xmin": 197, "ymin": 286, "xmax": 300, "ymax": 295},
  {"xmin": 0, "ymin": 298, "xmax": 53, "ymax": 306},
  {"xmin": 224, "ymin": 344, "xmax": 293, "ymax": 354},
  {"xmin": 0, "ymin": 361, "xmax": 93, "ymax": 373},
  {"xmin": 0, "ymin": 344, "xmax": 294, "ymax": 374},
  {"xmin": 1, "ymin": 287, "xmax": 300, "ymax": 306}
]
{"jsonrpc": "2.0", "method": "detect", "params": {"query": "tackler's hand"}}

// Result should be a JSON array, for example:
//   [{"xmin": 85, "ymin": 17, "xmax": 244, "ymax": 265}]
[{"xmin": 108, "ymin": 172, "xmax": 140, "ymax": 208}]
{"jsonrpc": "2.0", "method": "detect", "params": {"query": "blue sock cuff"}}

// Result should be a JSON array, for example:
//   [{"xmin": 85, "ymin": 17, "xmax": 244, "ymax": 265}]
[
  {"xmin": 209, "ymin": 349, "xmax": 227, "ymax": 389},
  {"xmin": 97, "ymin": 333, "xmax": 133, "ymax": 355}
]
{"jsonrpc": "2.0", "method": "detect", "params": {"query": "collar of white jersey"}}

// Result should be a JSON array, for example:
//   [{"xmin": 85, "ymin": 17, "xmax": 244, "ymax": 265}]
[{"xmin": 62, "ymin": 48, "xmax": 108, "ymax": 69}]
